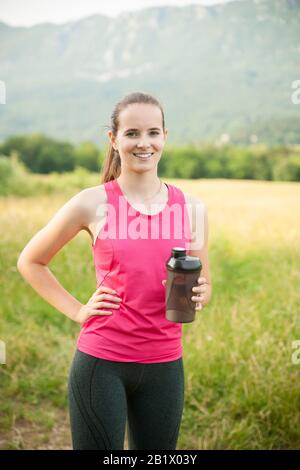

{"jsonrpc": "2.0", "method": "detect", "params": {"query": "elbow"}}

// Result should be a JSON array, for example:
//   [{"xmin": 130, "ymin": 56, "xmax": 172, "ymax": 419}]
[
  {"xmin": 17, "ymin": 251, "xmax": 33, "ymax": 275},
  {"xmin": 17, "ymin": 251, "xmax": 23, "ymax": 271},
  {"xmin": 17, "ymin": 255, "xmax": 46, "ymax": 274},
  {"xmin": 17, "ymin": 255, "xmax": 28, "ymax": 275}
]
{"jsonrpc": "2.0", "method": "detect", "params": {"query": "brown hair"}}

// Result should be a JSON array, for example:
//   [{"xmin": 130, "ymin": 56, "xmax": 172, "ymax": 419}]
[{"xmin": 101, "ymin": 92, "xmax": 165, "ymax": 183}]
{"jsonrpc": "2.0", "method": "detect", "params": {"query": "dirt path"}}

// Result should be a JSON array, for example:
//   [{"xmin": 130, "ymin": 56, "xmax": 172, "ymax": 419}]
[{"xmin": 0, "ymin": 409, "xmax": 129, "ymax": 450}]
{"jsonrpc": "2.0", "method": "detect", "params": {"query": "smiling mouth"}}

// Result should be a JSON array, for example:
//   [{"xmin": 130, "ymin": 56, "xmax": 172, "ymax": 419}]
[{"xmin": 133, "ymin": 152, "xmax": 154, "ymax": 159}]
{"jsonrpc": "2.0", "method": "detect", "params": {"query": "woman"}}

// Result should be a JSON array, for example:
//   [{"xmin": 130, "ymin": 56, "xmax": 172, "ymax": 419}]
[{"xmin": 17, "ymin": 92, "xmax": 212, "ymax": 450}]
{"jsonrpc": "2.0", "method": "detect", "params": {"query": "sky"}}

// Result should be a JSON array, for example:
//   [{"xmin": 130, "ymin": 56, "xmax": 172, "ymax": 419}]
[{"xmin": 0, "ymin": 0, "xmax": 238, "ymax": 27}]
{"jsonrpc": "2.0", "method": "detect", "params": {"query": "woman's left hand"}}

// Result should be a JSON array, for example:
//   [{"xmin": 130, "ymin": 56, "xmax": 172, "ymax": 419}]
[
  {"xmin": 162, "ymin": 276, "xmax": 210, "ymax": 311},
  {"xmin": 191, "ymin": 276, "xmax": 210, "ymax": 311}
]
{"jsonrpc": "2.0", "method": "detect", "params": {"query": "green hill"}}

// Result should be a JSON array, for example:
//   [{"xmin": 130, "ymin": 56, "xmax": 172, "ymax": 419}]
[{"xmin": 0, "ymin": 0, "xmax": 299, "ymax": 145}]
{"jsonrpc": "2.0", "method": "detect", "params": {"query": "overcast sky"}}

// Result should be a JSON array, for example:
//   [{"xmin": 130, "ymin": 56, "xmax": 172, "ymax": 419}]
[{"xmin": 0, "ymin": 0, "xmax": 238, "ymax": 26}]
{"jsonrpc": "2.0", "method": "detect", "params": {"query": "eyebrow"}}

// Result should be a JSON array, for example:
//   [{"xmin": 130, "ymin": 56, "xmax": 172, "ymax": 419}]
[{"xmin": 124, "ymin": 127, "xmax": 161, "ymax": 132}]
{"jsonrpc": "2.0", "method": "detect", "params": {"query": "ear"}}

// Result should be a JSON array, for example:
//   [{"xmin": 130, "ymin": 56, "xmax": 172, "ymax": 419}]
[
  {"xmin": 164, "ymin": 128, "xmax": 168, "ymax": 141},
  {"xmin": 107, "ymin": 130, "xmax": 117, "ymax": 150}
]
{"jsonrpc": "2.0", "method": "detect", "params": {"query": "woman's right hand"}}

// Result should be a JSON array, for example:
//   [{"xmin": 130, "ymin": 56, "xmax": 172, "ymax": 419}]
[{"xmin": 74, "ymin": 286, "xmax": 122, "ymax": 326}]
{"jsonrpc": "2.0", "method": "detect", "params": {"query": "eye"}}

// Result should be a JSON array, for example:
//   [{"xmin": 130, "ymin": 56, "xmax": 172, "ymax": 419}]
[{"xmin": 126, "ymin": 131, "xmax": 160, "ymax": 137}]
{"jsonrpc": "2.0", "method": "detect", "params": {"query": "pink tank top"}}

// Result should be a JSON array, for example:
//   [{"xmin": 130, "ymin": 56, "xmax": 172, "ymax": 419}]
[{"xmin": 77, "ymin": 178, "xmax": 192, "ymax": 363}]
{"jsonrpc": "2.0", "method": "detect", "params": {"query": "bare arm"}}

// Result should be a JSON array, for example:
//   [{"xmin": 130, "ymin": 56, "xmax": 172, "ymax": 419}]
[
  {"xmin": 162, "ymin": 191, "xmax": 212, "ymax": 310},
  {"xmin": 185, "ymin": 192, "xmax": 212, "ymax": 308},
  {"xmin": 17, "ymin": 190, "xmax": 91, "ymax": 323}
]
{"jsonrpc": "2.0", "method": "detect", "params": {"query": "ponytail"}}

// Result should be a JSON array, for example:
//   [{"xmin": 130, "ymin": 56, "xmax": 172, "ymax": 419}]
[{"xmin": 101, "ymin": 143, "xmax": 121, "ymax": 184}]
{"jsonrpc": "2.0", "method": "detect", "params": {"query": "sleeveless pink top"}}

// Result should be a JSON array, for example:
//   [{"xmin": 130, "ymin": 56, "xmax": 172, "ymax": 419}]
[{"xmin": 77, "ymin": 178, "xmax": 192, "ymax": 363}]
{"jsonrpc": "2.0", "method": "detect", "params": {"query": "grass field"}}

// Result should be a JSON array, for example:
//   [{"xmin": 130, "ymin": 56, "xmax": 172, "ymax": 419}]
[{"xmin": 0, "ymin": 176, "xmax": 300, "ymax": 449}]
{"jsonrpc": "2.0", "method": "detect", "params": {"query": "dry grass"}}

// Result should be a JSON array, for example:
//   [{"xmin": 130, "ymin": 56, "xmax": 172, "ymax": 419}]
[{"xmin": 1, "ymin": 177, "xmax": 300, "ymax": 449}]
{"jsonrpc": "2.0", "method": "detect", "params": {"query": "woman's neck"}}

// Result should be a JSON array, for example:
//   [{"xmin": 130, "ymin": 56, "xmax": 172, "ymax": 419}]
[{"xmin": 116, "ymin": 173, "xmax": 162, "ymax": 201}]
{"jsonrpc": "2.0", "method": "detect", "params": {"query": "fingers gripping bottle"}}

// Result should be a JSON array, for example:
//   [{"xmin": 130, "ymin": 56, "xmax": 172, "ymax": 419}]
[{"xmin": 165, "ymin": 247, "xmax": 202, "ymax": 323}]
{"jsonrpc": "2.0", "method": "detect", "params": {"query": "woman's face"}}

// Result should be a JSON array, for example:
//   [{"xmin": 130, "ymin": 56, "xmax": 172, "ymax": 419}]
[{"xmin": 108, "ymin": 103, "xmax": 168, "ymax": 172}]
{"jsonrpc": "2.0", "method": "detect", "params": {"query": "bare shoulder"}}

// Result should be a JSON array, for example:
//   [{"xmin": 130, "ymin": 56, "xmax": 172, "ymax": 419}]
[
  {"xmin": 182, "ymin": 191, "xmax": 211, "ymax": 284},
  {"xmin": 182, "ymin": 190, "xmax": 193, "ymax": 204},
  {"xmin": 182, "ymin": 190, "xmax": 208, "ymax": 244},
  {"xmin": 76, "ymin": 184, "xmax": 108, "ymax": 244},
  {"xmin": 182, "ymin": 190, "xmax": 207, "ymax": 212},
  {"xmin": 77, "ymin": 184, "xmax": 107, "ymax": 213}
]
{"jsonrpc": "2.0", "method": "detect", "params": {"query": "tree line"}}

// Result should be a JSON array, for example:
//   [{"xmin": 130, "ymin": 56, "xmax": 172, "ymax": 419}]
[{"xmin": 1, "ymin": 133, "xmax": 300, "ymax": 182}]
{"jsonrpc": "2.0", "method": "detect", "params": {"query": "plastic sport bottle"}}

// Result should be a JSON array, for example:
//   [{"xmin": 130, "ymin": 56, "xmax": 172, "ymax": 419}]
[{"xmin": 165, "ymin": 247, "xmax": 202, "ymax": 323}]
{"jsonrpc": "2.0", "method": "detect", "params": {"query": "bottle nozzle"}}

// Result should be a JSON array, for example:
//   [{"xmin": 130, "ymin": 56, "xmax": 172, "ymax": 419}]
[{"xmin": 172, "ymin": 247, "xmax": 186, "ymax": 258}]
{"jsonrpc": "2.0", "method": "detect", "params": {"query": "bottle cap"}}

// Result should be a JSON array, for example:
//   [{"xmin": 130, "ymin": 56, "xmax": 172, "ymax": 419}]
[{"xmin": 166, "ymin": 247, "xmax": 202, "ymax": 273}]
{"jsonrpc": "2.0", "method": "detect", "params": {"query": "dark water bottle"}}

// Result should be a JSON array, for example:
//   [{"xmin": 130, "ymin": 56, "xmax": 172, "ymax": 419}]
[{"xmin": 165, "ymin": 247, "xmax": 202, "ymax": 323}]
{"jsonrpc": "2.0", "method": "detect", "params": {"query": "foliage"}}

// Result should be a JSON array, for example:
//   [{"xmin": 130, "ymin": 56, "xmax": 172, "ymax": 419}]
[{"xmin": 1, "ymin": 134, "xmax": 300, "ymax": 188}]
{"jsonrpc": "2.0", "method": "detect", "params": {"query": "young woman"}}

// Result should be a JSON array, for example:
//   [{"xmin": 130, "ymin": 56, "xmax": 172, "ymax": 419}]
[{"xmin": 17, "ymin": 92, "xmax": 212, "ymax": 450}]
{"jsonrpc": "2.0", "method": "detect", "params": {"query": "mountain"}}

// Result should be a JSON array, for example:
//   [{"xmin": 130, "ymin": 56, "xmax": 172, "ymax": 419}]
[{"xmin": 0, "ymin": 0, "xmax": 299, "ymax": 146}]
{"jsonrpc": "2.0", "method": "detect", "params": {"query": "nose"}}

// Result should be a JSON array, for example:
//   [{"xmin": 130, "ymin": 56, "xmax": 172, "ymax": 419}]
[{"xmin": 136, "ymin": 137, "xmax": 151, "ymax": 149}]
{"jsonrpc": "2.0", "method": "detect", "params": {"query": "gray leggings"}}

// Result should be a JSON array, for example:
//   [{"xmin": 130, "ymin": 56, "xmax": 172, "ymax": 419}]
[{"xmin": 67, "ymin": 349, "xmax": 185, "ymax": 450}]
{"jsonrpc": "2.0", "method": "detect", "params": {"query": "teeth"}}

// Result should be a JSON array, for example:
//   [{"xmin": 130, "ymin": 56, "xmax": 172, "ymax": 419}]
[{"xmin": 133, "ymin": 153, "xmax": 153, "ymax": 158}]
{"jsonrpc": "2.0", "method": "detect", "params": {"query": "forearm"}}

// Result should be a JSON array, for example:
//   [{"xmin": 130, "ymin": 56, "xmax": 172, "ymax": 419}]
[{"xmin": 17, "ymin": 261, "xmax": 83, "ymax": 322}]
